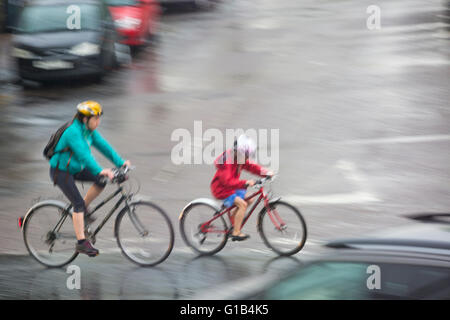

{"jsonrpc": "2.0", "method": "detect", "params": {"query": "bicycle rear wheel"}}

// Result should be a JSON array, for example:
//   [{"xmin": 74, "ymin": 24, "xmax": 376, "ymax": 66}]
[
  {"xmin": 23, "ymin": 202, "xmax": 78, "ymax": 267},
  {"xmin": 180, "ymin": 202, "xmax": 228, "ymax": 255},
  {"xmin": 258, "ymin": 200, "xmax": 307, "ymax": 256},
  {"xmin": 115, "ymin": 201, "xmax": 174, "ymax": 266}
]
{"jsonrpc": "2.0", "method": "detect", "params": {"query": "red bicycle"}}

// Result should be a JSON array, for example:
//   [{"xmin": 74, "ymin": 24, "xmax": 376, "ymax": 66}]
[{"xmin": 179, "ymin": 176, "xmax": 307, "ymax": 256}]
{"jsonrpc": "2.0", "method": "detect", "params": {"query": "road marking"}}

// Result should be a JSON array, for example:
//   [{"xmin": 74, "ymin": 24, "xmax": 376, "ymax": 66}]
[
  {"xmin": 342, "ymin": 134, "xmax": 450, "ymax": 145},
  {"xmin": 1, "ymin": 251, "xmax": 26, "ymax": 256},
  {"xmin": 249, "ymin": 248, "xmax": 272, "ymax": 255},
  {"xmin": 335, "ymin": 160, "xmax": 379, "ymax": 202},
  {"xmin": 284, "ymin": 192, "xmax": 380, "ymax": 205},
  {"xmin": 336, "ymin": 160, "xmax": 366, "ymax": 185},
  {"xmin": 284, "ymin": 159, "xmax": 381, "ymax": 206},
  {"xmin": 97, "ymin": 247, "xmax": 122, "ymax": 254}
]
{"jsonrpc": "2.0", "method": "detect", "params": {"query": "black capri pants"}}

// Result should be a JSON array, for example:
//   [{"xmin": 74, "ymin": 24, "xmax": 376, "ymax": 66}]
[{"xmin": 50, "ymin": 167, "xmax": 107, "ymax": 213}]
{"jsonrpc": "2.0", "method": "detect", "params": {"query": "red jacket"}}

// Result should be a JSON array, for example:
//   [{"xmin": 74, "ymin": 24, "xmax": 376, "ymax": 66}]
[{"xmin": 210, "ymin": 149, "xmax": 268, "ymax": 199}]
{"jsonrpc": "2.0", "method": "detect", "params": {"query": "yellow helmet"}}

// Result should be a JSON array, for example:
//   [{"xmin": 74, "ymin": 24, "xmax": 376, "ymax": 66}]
[{"xmin": 77, "ymin": 101, "xmax": 103, "ymax": 117}]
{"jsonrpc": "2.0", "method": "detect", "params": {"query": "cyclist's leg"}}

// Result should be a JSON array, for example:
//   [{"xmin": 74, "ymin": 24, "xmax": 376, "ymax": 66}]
[
  {"xmin": 50, "ymin": 168, "xmax": 99, "ymax": 256},
  {"xmin": 73, "ymin": 169, "xmax": 106, "ymax": 209},
  {"xmin": 232, "ymin": 197, "xmax": 248, "ymax": 237},
  {"xmin": 223, "ymin": 193, "xmax": 238, "ymax": 225},
  {"xmin": 229, "ymin": 207, "xmax": 238, "ymax": 225},
  {"xmin": 50, "ymin": 168, "xmax": 87, "ymax": 240}
]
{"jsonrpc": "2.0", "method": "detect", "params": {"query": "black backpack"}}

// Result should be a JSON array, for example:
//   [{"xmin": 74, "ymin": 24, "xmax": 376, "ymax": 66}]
[{"xmin": 43, "ymin": 121, "xmax": 73, "ymax": 160}]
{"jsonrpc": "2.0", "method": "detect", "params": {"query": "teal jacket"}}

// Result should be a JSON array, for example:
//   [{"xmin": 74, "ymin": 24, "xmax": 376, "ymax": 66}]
[{"xmin": 49, "ymin": 118, "xmax": 125, "ymax": 175}]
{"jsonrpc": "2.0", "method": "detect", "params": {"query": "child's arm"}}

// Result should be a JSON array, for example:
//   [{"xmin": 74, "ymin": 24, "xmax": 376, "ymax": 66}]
[{"xmin": 243, "ymin": 160, "xmax": 271, "ymax": 177}]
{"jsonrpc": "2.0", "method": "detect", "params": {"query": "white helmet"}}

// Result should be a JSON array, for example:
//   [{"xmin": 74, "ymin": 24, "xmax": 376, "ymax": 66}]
[{"xmin": 235, "ymin": 135, "xmax": 256, "ymax": 157}]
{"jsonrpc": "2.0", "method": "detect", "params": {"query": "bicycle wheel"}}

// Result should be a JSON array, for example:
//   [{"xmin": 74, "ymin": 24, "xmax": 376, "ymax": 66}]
[
  {"xmin": 115, "ymin": 201, "xmax": 174, "ymax": 266},
  {"xmin": 258, "ymin": 200, "xmax": 307, "ymax": 256},
  {"xmin": 180, "ymin": 202, "xmax": 228, "ymax": 255},
  {"xmin": 23, "ymin": 201, "xmax": 78, "ymax": 267}
]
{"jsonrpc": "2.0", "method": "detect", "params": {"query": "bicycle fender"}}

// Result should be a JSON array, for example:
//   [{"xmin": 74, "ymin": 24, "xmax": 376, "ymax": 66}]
[
  {"xmin": 23, "ymin": 200, "xmax": 70, "ymax": 225},
  {"xmin": 179, "ymin": 198, "xmax": 223, "ymax": 221},
  {"xmin": 268, "ymin": 197, "xmax": 282, "ymax": 204}
]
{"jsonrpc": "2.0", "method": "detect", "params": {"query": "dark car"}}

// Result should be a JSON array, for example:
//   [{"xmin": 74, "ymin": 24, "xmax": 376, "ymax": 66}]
[
  {"xmin": 194, "ymin": 214, "xmax": 450, "ymax": 300},
  {"xmin": 11, "ymin": 0, "xmax": 120, "ymax": 82}
]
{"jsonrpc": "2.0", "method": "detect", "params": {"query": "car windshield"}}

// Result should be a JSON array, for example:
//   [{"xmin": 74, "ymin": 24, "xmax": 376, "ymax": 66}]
[
  {"xmin": 17, "ymin": 4, "xmax": 101, "ymax": 33},
  {"xmin": 259, "ymin": 261, "xmax": 450, "ymax": 299},
  {"xmin": 104, "ymin": 0, "xmax": 138, "ymax": 6}
]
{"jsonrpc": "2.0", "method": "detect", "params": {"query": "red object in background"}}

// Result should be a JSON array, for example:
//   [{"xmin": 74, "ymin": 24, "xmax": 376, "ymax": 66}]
[
  {"xmin": 18, "ymin": 217, "xmax": 24, "ymax": 228},
  {"xmin": 107, "ymin": 0, "xmax": 161, "ymax": 46}
]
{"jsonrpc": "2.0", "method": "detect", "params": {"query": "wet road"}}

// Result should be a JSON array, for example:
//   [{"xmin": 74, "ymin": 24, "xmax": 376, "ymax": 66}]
[{"xmin": 0, "ymin": 0, "xmax": 449, "ymax": 299}]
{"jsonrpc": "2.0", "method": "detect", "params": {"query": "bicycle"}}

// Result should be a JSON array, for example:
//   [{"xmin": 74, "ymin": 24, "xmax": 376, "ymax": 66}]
[
  {"xmin": 20, "ymin": 166, "xmax": 174, "ymax": 268},
  {"xmin": 179, "ymin": 176, "xmax": 307, "ymax": 256}
]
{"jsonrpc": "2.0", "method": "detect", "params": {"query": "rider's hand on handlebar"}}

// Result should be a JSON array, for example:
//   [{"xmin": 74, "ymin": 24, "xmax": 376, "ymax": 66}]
[
  {"xmin": 122, "ymin": 160, "xmax": 131, "ymax": 168},
  {"xmin": 265, "ymin": 171, "xmax": 275, "ymax": 177},
  {"xmin": 246, "ymin": 180, "xmax": 256, "ymax": 187},
  {"xmin": 100, "ymin": 168, "xmax": 115, "ymax": 181}
]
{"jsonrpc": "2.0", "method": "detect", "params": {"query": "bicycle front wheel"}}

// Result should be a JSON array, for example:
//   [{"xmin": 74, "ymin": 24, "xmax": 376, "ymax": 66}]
[
  {"xmin": 179, "ymin": 202, "xmax": 228, "ymax": 256},
  {"xmin": 115, "ymin": 201, "xmax": 174, "ymax": 267},
  {"xmin": 23, "ymin": 202, "xmax": 78, "ymax": 267},
  {"xmin": 258, "ymin": 200, "xmax": 307, "ymax": 256}
]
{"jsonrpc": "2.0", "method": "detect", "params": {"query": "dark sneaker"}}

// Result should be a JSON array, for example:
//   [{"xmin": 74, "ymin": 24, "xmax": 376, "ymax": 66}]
[
  {"xmin": 230, "ymin": 233, "xmax": 250, "ymax": 242},
  {"xmin": 76, "ymin": 240, "xmax": 99, "ymax": 257}
]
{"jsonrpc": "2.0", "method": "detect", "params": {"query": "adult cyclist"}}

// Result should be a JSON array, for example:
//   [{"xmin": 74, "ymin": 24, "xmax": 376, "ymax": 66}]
[{"xmin": 49, "ymin": 101, "xmax": 130, "ymax": 257}]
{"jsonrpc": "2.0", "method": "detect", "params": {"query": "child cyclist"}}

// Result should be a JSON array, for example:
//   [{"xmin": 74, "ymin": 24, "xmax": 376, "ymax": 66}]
[{"xmin": 210, "ymin": 135, "xmax": 273, "ymax": 241}]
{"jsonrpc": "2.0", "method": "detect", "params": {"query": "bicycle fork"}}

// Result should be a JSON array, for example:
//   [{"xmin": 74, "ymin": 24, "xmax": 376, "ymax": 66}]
[
  {"xmin": 265, "ymin": 200, "xmax": 287, "ymax": 232},
  {"xmin": 125, "ymin": 204, "xmax": 148, "ymax": 237}
]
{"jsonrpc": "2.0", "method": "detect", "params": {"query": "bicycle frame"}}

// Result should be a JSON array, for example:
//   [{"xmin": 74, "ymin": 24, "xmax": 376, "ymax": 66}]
[
  {"xmin": 55, "ymin": 184, "xmax": 135, "ymax": 239},
  {"xmin": 199, "ymin": 184, "xmax": 286, "ymax": 235},
  {"xmin": 89, "ymin": 186, "xmax": 129, "ymax": 238}
]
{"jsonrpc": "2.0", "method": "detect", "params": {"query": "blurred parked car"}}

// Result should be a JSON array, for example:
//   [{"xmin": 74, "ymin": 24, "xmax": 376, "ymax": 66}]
[
  {"xmin": 194, "ymin": 213, "xmax": 450, "ymax": 300},
  {"xmin": 3, "ymin": 0, "xmax": 27, "ymax": 32},
  {"xmin": 11, "ymin": 0, "xmax": 121, "ymax": 82},
  {"xmin": 158, "ymin": 0, "xmax": 217, "ymax": 9},
  {"xmin": 105, "ymin": 0, "xmax": 161, "ymax": 46}
]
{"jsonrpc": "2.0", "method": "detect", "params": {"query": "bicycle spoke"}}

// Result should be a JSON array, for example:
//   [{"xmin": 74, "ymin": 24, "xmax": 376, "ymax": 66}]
[
  {"xmin": 259, "ymin": 201, "xmax": 307, "ymax": 256},
  {"xmin": 23, "ymin": 203, "xmax": 78, "ymax": 267},
  {"xmin": 116, "ymin": 202, "xmax": 174, "ymax": 266},
  {"xmin": 180, "ymin": 203, "xmax": 228, "ymax": 255}
]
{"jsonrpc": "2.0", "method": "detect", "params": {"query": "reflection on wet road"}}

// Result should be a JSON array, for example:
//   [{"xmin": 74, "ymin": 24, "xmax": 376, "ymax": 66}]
[{"xmin": 0, "ymin": 249, "xmax": 304, "ymax": 299}]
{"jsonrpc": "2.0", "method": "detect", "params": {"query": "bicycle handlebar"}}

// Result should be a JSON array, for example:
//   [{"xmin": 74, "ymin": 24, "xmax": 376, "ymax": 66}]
[
  {"xmin": 254, "ymin": 175, "xmax": 276, "ymax": 187},
  {"xmin": 99, "ymin": 165, "xmax": 135, "ymax": 185}
]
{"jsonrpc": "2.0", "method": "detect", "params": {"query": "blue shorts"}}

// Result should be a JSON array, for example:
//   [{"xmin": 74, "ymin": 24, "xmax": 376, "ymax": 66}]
[{"xmin": 223, "ymin": 189, "xmax": 247, "ymax": 208}]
